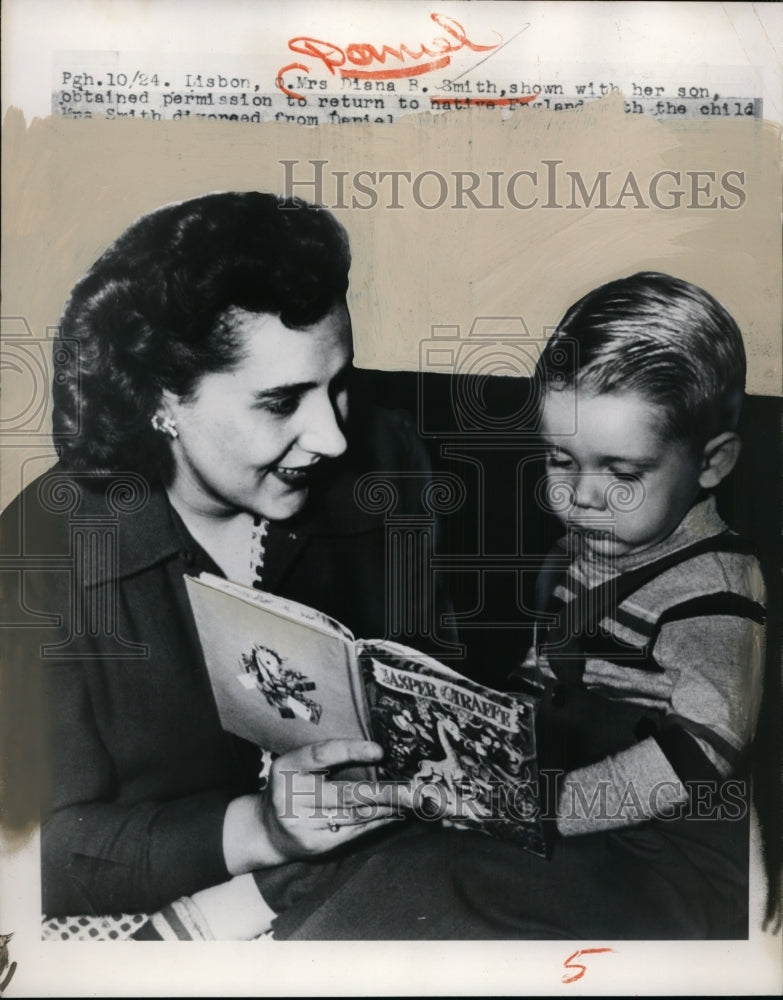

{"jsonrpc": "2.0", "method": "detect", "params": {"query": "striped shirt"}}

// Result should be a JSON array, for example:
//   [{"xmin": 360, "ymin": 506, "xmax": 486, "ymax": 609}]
[{"xmin": 526, "ymin": 496, "xmax": 766, "ymax": 835}]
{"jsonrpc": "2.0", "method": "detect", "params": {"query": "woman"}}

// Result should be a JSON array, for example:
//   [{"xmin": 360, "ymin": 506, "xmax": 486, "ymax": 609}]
[{"xmin": 0, "ymin": 192, "xmax": 447, "ymax": 926}]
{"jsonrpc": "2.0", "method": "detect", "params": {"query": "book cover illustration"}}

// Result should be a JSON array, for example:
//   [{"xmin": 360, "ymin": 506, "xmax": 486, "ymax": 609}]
[
  {"xmin": 359, "ymin": 642, "xmax": 546, "ymax": 855},
  {"xmin": 238, "ymin": 642, "xmax": 323, "ymax": 724}
]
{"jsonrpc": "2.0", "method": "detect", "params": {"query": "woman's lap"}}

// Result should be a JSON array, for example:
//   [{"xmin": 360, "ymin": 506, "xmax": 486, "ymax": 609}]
[{"xmin": 262, "ymin": 816, "xmax": 749, "ymax": 940}]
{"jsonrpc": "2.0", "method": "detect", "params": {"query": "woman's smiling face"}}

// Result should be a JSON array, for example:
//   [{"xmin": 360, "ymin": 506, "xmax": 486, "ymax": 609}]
[{"xmin": 161, "ymin": 302, "xmax": 353, "ymax": 521}]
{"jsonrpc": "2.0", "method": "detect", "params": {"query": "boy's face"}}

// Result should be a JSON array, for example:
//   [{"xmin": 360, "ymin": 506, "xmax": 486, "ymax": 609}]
[{"xmin": 540, "ymin": 389, "xmax": 704, "ymax": 557}]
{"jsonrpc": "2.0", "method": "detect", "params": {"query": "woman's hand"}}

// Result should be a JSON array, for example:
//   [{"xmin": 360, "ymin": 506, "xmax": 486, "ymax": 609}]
[{"xmin": 223, "ymin": 739, "xmax": 404, "ymax": 874}]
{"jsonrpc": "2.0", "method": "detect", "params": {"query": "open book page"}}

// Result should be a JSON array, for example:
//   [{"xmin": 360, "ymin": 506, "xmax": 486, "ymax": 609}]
[
  {"xmin": 357, "ymin": 642, "xmax": 545, "ymax": 855},
  {"xmin": 194, "ymin": 571, "xmax": 355, "ymax": 642},
  {"xmin": 356, "ymin": 637, "xmax": 467, "ymax": 679},
  {"xmin": 184, "ymin": 574, "xmax": 371, "ymax": 755}
]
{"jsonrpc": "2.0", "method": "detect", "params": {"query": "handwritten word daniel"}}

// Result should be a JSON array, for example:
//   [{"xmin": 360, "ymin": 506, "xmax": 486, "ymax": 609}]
[{"xmin": 276, "ymin": 13, "xmax": 499, "ymax": 100}]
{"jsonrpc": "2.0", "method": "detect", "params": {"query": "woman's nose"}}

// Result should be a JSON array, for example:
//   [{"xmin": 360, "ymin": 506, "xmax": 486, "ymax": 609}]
[{"xmin": 297, "ymin": 392, "xmax": 348, "ymax": 458}]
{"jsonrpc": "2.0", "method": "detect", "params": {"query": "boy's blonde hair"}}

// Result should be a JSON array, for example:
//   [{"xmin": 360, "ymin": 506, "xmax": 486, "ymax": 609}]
[{"xmin": 537, "ymin": 272, "xmax": 746, "ymax": 447}]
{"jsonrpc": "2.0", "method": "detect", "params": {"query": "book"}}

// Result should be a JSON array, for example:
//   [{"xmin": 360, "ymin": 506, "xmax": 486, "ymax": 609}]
[{"xmin": 184, "ymin": 572, "xmax": 546, "ymax": 855}]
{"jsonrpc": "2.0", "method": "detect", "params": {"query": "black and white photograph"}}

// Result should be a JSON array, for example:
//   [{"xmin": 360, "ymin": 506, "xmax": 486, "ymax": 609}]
[{"xmin": 1, "ymin": 1, "xmax": 781, "ymax": 995}]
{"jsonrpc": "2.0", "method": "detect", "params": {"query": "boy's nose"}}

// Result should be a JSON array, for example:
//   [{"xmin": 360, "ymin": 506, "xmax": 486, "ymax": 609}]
[{"xmin": 573, "ymin": 473, "xmax": 606, "ymax": 511}]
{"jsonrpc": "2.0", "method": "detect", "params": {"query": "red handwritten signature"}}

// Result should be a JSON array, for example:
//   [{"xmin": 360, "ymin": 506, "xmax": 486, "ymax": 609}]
[{"xmin": 276, "ymin": 13, "xmax": 500, "ymax": 100}]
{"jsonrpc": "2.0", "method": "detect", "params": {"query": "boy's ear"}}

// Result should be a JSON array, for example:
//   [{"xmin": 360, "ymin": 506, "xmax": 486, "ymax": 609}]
[{"xmin": 698, "ymin": 432, "xmax": 742, "ymax": 489}]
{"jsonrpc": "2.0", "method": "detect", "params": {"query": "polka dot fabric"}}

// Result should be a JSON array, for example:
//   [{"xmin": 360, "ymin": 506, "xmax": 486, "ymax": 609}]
[{"xmin": 42, "ymin": 912, "xmax": 148, "ymax": 941}]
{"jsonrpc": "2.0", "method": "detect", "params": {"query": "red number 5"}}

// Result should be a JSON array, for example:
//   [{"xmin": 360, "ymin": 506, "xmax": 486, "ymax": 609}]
[{"xmin": 562, "ymin": 947, "xmax": 614, "ymax": 983}]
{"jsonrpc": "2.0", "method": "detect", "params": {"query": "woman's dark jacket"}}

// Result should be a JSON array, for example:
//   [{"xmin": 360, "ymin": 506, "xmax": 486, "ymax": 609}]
[{"xmin": 0, "ymin": 407, "xmax": 454, "ymax": 916}]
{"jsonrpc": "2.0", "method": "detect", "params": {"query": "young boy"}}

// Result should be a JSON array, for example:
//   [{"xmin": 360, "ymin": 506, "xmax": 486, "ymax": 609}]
[
  {"xmin": 508, "ymin": 271, "xmax": 767, "ymax": 934},
  {"xmin": 234, "ymin": 271, "xmax": 768, "ymax": 941}
]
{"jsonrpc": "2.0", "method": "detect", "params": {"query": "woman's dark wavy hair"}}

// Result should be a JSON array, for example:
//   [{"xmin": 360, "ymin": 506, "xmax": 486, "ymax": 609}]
[
  {"xmin": 53, "ymin": 192, "xmax": 351, "ymax": 473},
  {"xmin": 536, "ymin": 272, "xmax": 746, "ymax": 448}
]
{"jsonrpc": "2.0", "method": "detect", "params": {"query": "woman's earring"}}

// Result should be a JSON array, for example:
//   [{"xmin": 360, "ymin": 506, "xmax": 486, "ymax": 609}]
[{"xmin": 151, "ymin": 414, "xmax": 179, "ymax": 439}]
